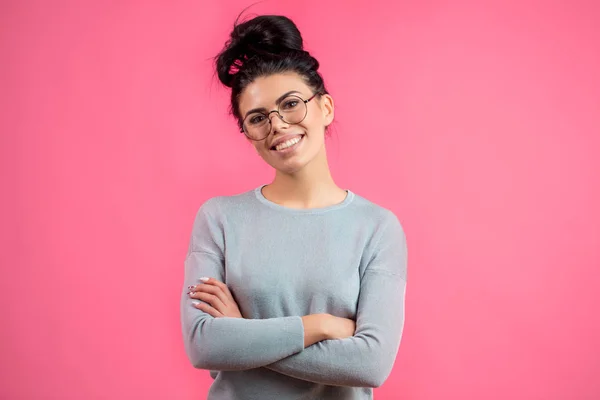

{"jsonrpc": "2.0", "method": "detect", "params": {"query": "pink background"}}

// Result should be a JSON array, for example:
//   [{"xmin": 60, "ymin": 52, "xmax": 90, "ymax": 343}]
[{"xmin": 2, "ymin": 1, "xmax": 599, "ymax": 399}]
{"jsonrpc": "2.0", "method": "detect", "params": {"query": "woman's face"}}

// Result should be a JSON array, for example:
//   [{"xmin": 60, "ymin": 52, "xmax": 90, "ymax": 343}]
[{"xmin": 237, "ymin": 72, "xmax": 334, "ymax": 174}]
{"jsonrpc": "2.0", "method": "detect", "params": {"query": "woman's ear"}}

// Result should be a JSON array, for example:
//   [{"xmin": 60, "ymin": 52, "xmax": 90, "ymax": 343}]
[{"xmin": 321, "ymin": 94, "xmax": 334, "ymax": 127}]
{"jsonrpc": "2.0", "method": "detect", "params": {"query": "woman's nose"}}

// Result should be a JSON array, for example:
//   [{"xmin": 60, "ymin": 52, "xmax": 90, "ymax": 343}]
[{"xmin": 268, "ymin": 112, "xmax": 289, "ymax": 131}]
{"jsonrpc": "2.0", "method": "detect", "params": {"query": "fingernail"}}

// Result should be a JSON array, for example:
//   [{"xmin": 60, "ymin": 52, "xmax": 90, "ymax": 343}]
[
  {"xmin": 188, "ymin": 285, "xmax": 195, "ymax": 290},
  {"xmin": 200, "ymin": 277, "xmax": 209, "ymax": 282}
]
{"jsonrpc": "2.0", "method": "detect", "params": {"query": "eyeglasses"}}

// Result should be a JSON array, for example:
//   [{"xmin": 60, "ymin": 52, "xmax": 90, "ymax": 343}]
[{"xmin": 241, "ymin": 92, "xmax": 321, "ymax": 141}]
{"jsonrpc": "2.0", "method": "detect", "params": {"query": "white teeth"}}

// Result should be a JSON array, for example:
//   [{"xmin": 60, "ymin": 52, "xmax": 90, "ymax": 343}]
[{"xmin": 275, "ymin": 136, "xmax": 302, "ymax": 151}]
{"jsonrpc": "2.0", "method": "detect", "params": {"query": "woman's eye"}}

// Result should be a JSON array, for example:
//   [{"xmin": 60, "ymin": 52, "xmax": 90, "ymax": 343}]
[
  {"xmin": 282, "ymin": 100, "xmax": 299, "ymax": 109},
  {"xmin": 249, "ymin": 115, "xmax": 265, "ymax": 124}
]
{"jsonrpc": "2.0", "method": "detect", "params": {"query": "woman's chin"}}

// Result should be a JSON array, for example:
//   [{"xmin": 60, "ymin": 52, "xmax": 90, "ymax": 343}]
[
  {"xmin": 266, "ymin": 157, "xmax": 309, "ymax": 175},
  {"xmin": 273, "ymin": 162, "xmax": 305, "ymax": 175},
  {"xmin": 262, "ymin": 147, "xmax": 322, "ymax": 175}
]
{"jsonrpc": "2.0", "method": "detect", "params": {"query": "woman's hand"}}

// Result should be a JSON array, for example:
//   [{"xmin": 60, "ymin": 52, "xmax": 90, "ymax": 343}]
[
  {"xmin": 187, "ymin": 277, "xmax": 243, "ymax": 318},
  {"xmin": 301, "ymin": 314, "xmax": 356, "ymax": 347},
  {"xmin": 323, "ymin": 314, "xmax": 356, "ymax": 340}
]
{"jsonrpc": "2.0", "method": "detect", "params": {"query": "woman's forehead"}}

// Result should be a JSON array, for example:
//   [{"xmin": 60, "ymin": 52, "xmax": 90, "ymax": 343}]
[{"xmin": 239, "ymin": 73, "xmax": 309, "ymax": 110}]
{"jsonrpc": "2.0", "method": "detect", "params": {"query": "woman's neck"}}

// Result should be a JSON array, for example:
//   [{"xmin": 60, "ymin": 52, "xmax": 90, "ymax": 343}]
[{"xmin": 263, "ymin": 147, "xmax": 347, "ymax": 209}]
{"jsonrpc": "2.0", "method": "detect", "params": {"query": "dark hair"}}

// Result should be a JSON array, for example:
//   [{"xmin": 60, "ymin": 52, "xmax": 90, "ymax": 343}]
[{"xmin": 214, "ymin": 14, "xmax": 329, "ymax": 132}]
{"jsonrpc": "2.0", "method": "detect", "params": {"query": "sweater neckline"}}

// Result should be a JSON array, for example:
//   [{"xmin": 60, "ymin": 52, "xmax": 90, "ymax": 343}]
[{"xmin": 254, "ymin": 185, "xmax": 355, "ymax": 214}]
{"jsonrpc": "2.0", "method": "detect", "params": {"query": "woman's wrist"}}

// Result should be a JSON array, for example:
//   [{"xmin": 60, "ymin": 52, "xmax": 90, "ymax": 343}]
[{"xmin": 300, "ymin": 313, "xmax": 331, "ymax": 347}]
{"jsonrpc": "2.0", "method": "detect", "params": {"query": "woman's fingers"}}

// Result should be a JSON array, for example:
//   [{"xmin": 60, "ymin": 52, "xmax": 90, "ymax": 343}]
[
  {"xmin": 189, "ymin": 281, "xmax": 229, "ymax": 305},
  {"xmin": 187, "ymin": 278, "xmax": 243, "ymax": 318},
  {"xmin": 194, "ymin": 278, "xmax": 235, "ymax": 302},
  {"xmin": 189, "ymin": 291, "xmax": 226, "ymax": 311},
  {"xmin": 205, "ymin": 279, "xmax": 235, "ymax": 300},
  {"xmin": 188, "ymin": 279, "xmax": 231, "ymax": 315},
  {"xmin": 193, "ymin": 301, "xmax": 223, "ymax": 318}
]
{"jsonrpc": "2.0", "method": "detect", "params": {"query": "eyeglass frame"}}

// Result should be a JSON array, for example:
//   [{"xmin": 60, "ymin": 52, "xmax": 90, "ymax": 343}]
[{"xmin": 240, "ymin": 91, "xmax": 322, "ymax": 141}]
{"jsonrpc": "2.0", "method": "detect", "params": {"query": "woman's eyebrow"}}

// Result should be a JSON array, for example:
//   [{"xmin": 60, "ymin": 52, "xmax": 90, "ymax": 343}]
[{"xmin": 243, "ymin": 90, "xmax": 302, "ymax": 118}]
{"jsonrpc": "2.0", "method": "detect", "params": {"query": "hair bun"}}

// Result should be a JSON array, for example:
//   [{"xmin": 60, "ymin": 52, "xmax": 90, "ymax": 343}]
[{"xmin": 216, "ymin": 15, "xmax": 305, "ymax": 87}]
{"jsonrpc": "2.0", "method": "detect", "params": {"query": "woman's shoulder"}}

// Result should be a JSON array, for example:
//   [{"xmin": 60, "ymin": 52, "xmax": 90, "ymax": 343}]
[
  {"xmin": 195, "ymin": 187, "xmax": 258, "ymax": 216},
  {"xmin": 349, "ymin": 192, "xmax": 407, "ymax": 259},
  {"xmin": 348, "ymin": 191, "xmax": 403, "ymax": 227}
]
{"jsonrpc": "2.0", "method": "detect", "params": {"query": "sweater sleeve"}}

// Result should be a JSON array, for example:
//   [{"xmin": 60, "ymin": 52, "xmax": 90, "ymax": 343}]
[
  {"xmin": 180, "ymin": 200, "xmax": 305, "ymax": 371},
  {"xmin": 263, "ymin": 213, "xmax": 407, "ymax": 388}
]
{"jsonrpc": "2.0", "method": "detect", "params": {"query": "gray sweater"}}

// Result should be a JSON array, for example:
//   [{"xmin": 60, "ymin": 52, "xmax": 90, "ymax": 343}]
[{"xmin": 180, "ymin": 186, "xmax": 407, "ymax": 399}]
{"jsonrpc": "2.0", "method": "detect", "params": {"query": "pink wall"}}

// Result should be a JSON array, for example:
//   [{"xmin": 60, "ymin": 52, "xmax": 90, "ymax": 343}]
[{"xmin": 2, "ymin": 1, "xmax": 599, "ymax": 399}]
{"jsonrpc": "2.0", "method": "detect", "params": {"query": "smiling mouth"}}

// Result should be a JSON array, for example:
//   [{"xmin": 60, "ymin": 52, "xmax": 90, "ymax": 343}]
[{"xmin": 270, "ymin": 135, "xmax": 305, "ymax": 151}]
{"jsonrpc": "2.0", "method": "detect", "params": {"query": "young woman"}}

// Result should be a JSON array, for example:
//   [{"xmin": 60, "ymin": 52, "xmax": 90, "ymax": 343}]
[{"xmin": 181, "ymin": 14, "xmax": 408, "ymax": 400}]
